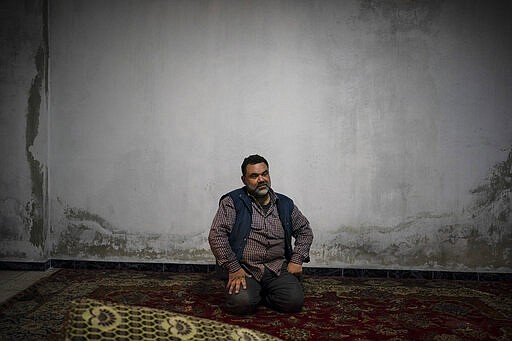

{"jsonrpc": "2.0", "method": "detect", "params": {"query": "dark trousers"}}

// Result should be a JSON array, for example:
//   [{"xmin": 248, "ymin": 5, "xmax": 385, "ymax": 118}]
[{"xmin": 224, "ymin": 263, "xmax": 304, "ymax": 315}]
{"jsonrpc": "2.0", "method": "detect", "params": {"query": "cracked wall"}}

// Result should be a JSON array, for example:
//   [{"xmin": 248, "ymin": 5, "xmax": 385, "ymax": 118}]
[{"xmin": 0, "ymin": 0, "xmax": 48, "ymax": 260}]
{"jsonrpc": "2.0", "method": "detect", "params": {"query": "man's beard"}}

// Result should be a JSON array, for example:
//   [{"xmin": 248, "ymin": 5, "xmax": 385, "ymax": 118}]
[{"xmin": 252, "ymin": 183, "xmax": 269, "ymax": 198}]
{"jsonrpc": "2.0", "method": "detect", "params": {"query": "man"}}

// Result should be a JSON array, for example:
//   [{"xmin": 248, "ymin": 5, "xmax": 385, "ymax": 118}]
[{"xmin": 208, "ymin": 154, "xmax": 313, "ymax": 315}]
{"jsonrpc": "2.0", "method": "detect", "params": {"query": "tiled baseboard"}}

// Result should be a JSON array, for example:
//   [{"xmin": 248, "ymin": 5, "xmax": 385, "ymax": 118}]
[{"xmin": 0, "ymin": 259, "xmax": 510, "ymax": 281}]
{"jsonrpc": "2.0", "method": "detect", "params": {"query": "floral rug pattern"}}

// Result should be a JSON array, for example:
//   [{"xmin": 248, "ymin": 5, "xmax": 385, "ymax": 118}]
[{"xmin": 65, "ymin": 298, "xmax": 280, "ymax": 340}]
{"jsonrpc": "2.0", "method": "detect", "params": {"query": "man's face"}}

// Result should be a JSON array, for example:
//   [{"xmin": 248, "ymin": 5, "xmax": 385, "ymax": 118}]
[{"xmin": 242, "ymin": 162, "xmax": 271, "ymax": 198}]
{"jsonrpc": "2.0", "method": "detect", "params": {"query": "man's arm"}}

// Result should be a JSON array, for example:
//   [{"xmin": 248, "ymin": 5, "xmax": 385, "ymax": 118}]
[
  {"xmin": 289, "ymin": 205, "xmax": 314, "ymax": 269},
  {"xmin": 208, "ymin": 196, "xmax": 252, "ymax": 294},
  {"xmin": 208, "ymin": 196, "xmax": 242, "ymax": 273}
]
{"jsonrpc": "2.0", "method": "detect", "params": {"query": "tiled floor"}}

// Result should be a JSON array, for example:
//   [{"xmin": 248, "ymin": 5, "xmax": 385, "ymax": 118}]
[{"xmin": 0, "ymin": 269, "xmax": 59, "ymax": 303}]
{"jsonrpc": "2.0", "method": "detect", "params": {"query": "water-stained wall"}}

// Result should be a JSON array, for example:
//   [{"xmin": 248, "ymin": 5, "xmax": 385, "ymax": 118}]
[
  {"xmin": 2, "ymin": 0, "xmax": 511, "ymax": 272},
  {"xmin": 0, "ymin": 1, "xmax": 49, "ymax": 261}
]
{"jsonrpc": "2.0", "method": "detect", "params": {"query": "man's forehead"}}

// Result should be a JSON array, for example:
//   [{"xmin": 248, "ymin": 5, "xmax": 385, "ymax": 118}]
[{"xmin": 246, "ymin": 162, "xmax": 268, "ymax": 173}]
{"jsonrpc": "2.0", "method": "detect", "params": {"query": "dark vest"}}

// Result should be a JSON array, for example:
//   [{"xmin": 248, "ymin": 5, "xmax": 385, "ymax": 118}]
[{"xmin": 220, "ymin": 187, "xmax": 294, "ymax": 262}]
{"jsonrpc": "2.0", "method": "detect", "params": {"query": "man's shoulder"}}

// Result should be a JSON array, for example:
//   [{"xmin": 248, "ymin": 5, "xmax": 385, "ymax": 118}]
[
  {"xmin": 274, "ymin": 191, "xmax": 294, "ymax": 205},
  {"xmin": 220, "ymin": 187, "xmax": 245, "ymax": 199},
  {"xmin": 219, "ymin": 187, "xmax": 247, "ymax": 205}
]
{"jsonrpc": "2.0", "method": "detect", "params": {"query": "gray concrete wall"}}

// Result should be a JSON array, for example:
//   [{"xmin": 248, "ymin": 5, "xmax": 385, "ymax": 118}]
[
  {"xmin": 1, "ymin": 0, "xmax": 511, "ymax": 271},
  {"xmin": 0, "ymin": 0, "xmax": 49, "ymax": 261}
]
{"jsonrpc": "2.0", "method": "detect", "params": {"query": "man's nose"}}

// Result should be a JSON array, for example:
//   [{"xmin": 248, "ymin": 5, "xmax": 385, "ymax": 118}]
[{"xmin": 257, "ymin": 175, "xmax": 265, "ymax": 182}]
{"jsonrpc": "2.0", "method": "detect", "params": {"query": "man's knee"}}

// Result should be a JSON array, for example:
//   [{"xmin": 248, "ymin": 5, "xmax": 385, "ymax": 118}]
[
  {"xmin": 265, "ymin": 279, "xmax": 304, "ymax": 313},
  {"xmin": 225, "ymin": 290, "xmax": 259, "ymax": 315},
  {"xmin": 274, "ymin": 287, "xmax": 304, "ymax": 313}
]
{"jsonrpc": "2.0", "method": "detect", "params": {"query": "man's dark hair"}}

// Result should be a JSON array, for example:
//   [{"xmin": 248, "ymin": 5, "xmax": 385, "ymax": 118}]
[{"xmin": 241, "ymin": 154, "xmax": 269, "ymax": 176}]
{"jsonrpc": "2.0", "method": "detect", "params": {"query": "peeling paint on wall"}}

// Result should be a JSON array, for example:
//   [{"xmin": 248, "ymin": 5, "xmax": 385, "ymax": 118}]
[
  {"xmin": 51, "ymin": 205, "xmax": 213, "ymax": 262},
  {"xmin": 465, "ymin": 146, "xmax": 512, "ymax": 268},
  {"xmin": 0, "ymin": 0, "xmax": 48, "ymax": 260},
  {"xmin": 471, "ymin": 146, "xmax": 512, "ymax": 212},
  {"xmin": 65, "ymin": 207, "xmax": 117, "ymax": 234},
  {"xmin": 25, "ymin": 47, "xmax": 45, "ymax": 248},
  {"xmin": 24, "ymin": 1, "xmax": 48, "ymax": 250},
  {"xmin": 312, "ymin": 147, "xmax": 512, "ymax": 271}
]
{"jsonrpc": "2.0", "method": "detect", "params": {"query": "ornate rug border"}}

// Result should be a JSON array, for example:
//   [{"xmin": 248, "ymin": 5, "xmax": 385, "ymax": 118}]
[{"xmin": 0, "ymin": 259, "xmax": 510, "ymax": 281}]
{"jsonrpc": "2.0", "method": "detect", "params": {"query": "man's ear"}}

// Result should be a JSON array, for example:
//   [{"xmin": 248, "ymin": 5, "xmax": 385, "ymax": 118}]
[{"xmin": 241, "ymin": 175, "xmax": 246, "ymax": 185}]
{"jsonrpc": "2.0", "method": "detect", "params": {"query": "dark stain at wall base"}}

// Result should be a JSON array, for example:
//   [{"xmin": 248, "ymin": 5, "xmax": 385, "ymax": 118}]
[
  {"xmin": 314, "ymin": 146, "xmax": 512, "ymax": 270},
  {"xmin": 53, "ymin": 225, "xmax": 127, "ymax": 258},
  {"xmin": 52, "ymin": 225, "xmax": 212, "ymax": 261},
  {"xmin": 53, "ymin": 207, "xmax": 212, "ymax": 261}
]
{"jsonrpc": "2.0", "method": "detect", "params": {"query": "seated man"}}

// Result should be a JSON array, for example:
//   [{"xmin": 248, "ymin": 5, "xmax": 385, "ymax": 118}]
[{"xmin": 208, "ymin": 154, "xmax": 313, "ymax": 315}]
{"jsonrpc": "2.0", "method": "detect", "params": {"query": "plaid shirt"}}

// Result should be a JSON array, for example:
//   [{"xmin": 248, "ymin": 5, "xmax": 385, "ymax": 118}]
[{"xmin": 209, "ymin": 189, "xmax": 313, "ymax": 281}]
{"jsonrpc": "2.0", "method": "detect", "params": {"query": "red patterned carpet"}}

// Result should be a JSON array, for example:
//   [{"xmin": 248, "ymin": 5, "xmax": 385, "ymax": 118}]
[{"xmin": 0, "ymin": 269, "xmax": 511, "ymax": 340}]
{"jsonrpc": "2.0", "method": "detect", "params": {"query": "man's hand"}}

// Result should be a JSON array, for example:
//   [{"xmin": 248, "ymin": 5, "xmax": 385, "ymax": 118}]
[
  {"xmin": 227, "ymin": 268, "xmax": 252, "ymax": 295},
  {"xmin": 287, "ymin": 262, "xmax": 303, "ymax": 277}
]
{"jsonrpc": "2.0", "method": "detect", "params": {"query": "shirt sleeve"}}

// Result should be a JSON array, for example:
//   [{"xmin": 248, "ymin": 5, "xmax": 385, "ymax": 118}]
[
  {"xmin": 208, "ymin": 196, "xmax": 242, "ymax": 273},
  {"xmin": 290, "ymin": 205, "xmax": 314, "ymax": 265}
]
